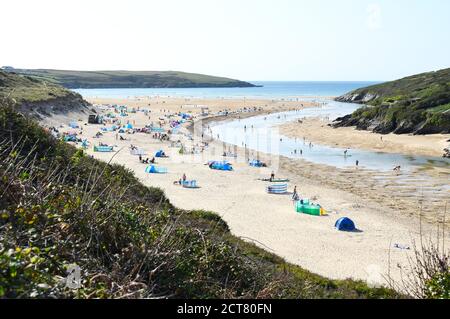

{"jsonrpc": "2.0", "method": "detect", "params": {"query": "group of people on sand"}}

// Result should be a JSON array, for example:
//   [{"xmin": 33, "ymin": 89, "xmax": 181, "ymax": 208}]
[
  {"xmin": 139, "ymin": 154, "xmax": 155, "ymax": 164},
  {"xmin": 174, "ymin": 173, "xmax": 187, "ymax": 185}
]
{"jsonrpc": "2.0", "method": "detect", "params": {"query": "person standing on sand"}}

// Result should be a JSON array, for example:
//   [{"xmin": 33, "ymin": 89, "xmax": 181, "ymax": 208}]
[
  {"xmin": 270, "ymin": 171, "xmax": 275, "ymax": 182},
  {"xmin": 292, "ymin": 186, "xmax": 299, "ymax": 201},
  {"xmin": 356, "ymin": 160, "xmax": 359, "ymax": 168}
]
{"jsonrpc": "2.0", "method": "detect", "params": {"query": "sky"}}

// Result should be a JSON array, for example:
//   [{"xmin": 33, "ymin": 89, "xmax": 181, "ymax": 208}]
[{"xmin": 1, "ymin": 0, "xmax": 449, "ymax": 81}]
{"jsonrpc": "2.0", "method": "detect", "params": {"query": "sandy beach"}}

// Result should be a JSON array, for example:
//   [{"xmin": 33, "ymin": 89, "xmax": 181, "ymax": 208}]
[
  {"xmin": 279, "ymin": 118, "xmax": 450, "ymax": 158},
  {"xmin": 44, "ymin": 97, "xmax": 450, "ymax": 288}
]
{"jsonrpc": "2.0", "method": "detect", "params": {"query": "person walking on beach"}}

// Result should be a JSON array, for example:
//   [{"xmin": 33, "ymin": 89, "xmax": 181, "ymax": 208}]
[
  {"xmin": 356, "ymin": 160, "xmax": 359, "ymax": 168},
  {"xmin": 292, "ymin": 186, "xmax": 299, "ymax": 201},
  {"xmin": 270, "ymin": 171, "xmax": 275, "ymax": 182}
]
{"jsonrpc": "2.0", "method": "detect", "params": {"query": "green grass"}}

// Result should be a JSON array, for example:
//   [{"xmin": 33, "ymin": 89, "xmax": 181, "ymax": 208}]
[
  {"xmin": 335, "ymin": 68, "xmax": 450, "ymax": 134},
  {"xmin": 0, "ymin": 70, "xmax": 76, "ymax": 103}
]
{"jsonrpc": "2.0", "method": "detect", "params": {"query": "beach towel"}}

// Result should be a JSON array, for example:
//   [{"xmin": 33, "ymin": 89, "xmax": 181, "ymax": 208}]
[{"xmin": 94, "ymin": 145, "xmax": 114, "ymax": 152}]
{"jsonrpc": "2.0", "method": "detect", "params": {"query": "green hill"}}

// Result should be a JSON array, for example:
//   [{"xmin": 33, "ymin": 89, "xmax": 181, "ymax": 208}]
[
  {"xmin": 334, "ymin": 68, "xmax": 450, "ymax": 134},
  {"xmin": 2, "ymin": 68, "xmax": 257, "ymax": 89},
  {"xmin": 0, "ymin": 70, "xmax": 90, "ymax": 119},
  {"xmin": 0, "ymin": 72, "xmax": 399, "ymax": 299}
]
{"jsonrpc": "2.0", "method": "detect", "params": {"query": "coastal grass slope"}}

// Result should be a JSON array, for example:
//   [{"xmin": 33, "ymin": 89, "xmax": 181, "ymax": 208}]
[
  {"xmin": 2, "ymin": 67, "xmax": 257, "ymax": 89},
  {"xmin": 334, "ymin": 68, "xmax": 450, "ymax": 134},
  {"xmin": 0, "ymin": 70, "xmax": 89, "ymax": 119}
]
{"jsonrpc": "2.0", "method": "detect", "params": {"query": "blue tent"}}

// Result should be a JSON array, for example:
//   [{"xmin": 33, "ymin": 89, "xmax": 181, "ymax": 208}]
[
  {"xmin": 249, "ymin": 160, "xmax": 265, "ymax": 168},
  {"xmin": 125, "ymin": 123, "xmax": 133, "ymax": 129},
  {"xmin": 209, "ymin": 161, "xmax": 233, "ymax": 171},
  {"xmin": 155, "ymin": 150, "xmax": 166, "ymax": 158},
  {"xmin": 335, "ymin": 217, "xmax": 356, "ymax": 232},
  {"xmin": 145, "ymin": 165, "xmax": 168, "ymax": 174}
]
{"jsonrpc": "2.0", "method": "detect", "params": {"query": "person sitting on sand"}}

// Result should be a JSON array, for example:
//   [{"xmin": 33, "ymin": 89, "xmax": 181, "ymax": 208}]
[
  {"xmin": 150, "ymin": 157, "xmax": 155, "ymax": 164},
  {"xmin": 120, "ymin": 135, "xmax": 126, "ymax": 141},
  {"xmin": 393, "ymin": 165, "xmax": 401, "ymax": 172}
]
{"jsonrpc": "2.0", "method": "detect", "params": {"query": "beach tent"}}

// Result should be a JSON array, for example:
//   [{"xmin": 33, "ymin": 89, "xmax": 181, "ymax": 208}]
[
  {"xmin": 155, "ymin": 150, "xmax": 167, "ymax": 158},
  {"xmin": 209, "ymin": 161, "xmax": 233, "ymax": 171},
  {"xmin": 64, "ymin": 135, "xmax": 77, "ymax": 142},
  {"xmin": 296, "ymin": 202, "xmax": 325, "ymax": 216},
  {"xmin": 125, "ymin": 123, "xmax": 133, "ymax": 129},
  {"xmin": 335, "ymin": 217, "xmax": 356, "ymax": 232},
  {"xmin": 249, "ymin": 160, "xmax": 265, "ymax": 168},
  {"xmin": 145, "ymin": 165, "xmax": 168, "ymax": 174},
  {"xmin": 180, "ymin": 113, "xmax": 192, "ymax": 120},
  {"xmin": 266, "ymin": 183, "xmax": 288, "ymax": 194},
  {"xmin": 69, "ymin": 121, "xmax": 79, "ymax": 129}
]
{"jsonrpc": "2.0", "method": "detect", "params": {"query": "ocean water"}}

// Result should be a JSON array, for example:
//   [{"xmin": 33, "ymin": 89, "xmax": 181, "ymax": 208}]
[{"xmin": 73, "ymin": 81, "xmax": 378, "ymax": 100}]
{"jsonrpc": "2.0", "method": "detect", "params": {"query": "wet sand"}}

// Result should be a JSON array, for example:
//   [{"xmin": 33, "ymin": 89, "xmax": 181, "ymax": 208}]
[{"xmin": 279, "ymin": 118, "xmax": 450, "ymax": 157}]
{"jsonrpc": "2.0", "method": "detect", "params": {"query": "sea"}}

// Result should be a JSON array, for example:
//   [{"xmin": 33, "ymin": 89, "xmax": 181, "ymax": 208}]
[{"xmin": 73, "ymin": 81, "xmax": 378, "ymax": 100}]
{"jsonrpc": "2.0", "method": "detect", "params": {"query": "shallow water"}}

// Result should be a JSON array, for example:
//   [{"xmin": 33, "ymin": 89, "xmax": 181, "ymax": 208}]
[{"xmin": 209, "ymin": 100, "xmax": 450, "ymax": 172}]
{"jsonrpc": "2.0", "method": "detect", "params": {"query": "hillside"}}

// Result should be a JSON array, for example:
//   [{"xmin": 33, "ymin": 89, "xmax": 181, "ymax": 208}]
[
  {"xmin": 0, "ymin": 70, "xmax": 90, "ymax": 119},
  {"xmin": 334, "ymin": 68, "xmax": 450, "ymax": 135},
  {"xmin": 0, "ymin": 77, "xmax": 399, "ymax": 298},
  {"xmin": 2, "ymin": 68, "xmax": 257, "ymax": 89}
]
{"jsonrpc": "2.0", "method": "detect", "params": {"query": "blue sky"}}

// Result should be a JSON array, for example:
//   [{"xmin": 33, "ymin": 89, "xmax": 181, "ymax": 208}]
[{"xmin": 0, "ymin": 0, "xmax": 449, "ymax": 81}]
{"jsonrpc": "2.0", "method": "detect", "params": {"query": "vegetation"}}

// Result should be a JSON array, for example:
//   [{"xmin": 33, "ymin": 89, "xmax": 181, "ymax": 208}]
[
  {"xmin": 334, "ymin": 68, "xmax": 450, "ymax": 134},
  {"xmin": 0, "ymin": 70, "xmax": 89, "ymax": 119},
  {"xmin": 0, "ymin": 101, "xmax": 401, "ymax": 299},
  {"xmin": 2, "ymin": 68, "xmax": 257, "ymax": 89},
  {"xmin": 0, "ymin": 70, "xmax": 77, "ymax": 104},
  {"xmin": 387, "ymin": 212, "xmax": 449, "ymax": 299}
]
